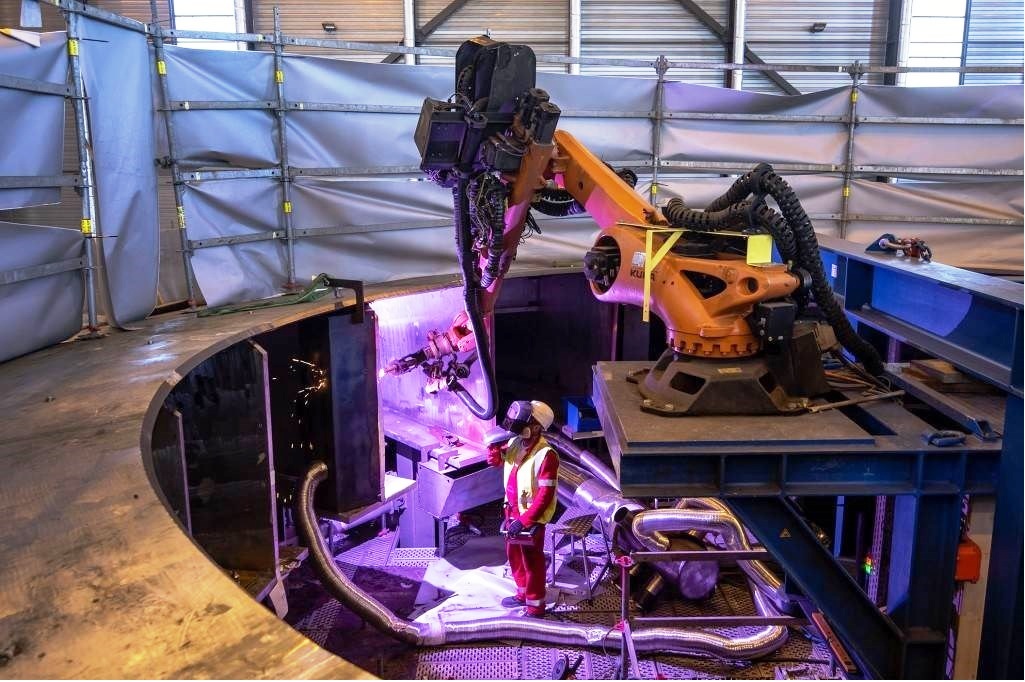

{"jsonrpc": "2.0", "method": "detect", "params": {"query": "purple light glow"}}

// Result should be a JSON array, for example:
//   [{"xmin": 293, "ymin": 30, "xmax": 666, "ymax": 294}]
[{"xmin": 371, "ymin": 287, "xmax": 492, "ymax": 444}]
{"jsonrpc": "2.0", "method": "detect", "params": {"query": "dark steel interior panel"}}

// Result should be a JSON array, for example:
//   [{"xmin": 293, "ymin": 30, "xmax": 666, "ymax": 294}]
[
  {"xmin": 256, "ymin": 308, "xmax": 381, "ymax": 515},
  {"xmin": 150, "ymin": 404, "xmax": 191, "ymax": 533},
  {"xmin": 495, "ymin": 273, "xmax": 616, "ymax": 415},
  {"xmin": 328, "ymin": 310, "xmax": 382, "ymax": 513},
  {"xmin": 166, "ymin": 340, "xmax": 276, "ymax": 573}
]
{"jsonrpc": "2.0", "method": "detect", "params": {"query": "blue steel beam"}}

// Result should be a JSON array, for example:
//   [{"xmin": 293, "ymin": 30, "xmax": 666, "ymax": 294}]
[
  {"xmin": 817, "ymin": 234, "xmax": 1023, "ymax": 397},
  {"xmin": 979, "ymin": 394, "xmax": 1023, "ymax": 678},
  {"xmin": 729, "ymin": 496, "xmax": 904, "ymax": 679},
  {"xmin": 885, "ymin": 494, "xmax": 963, "ymax": 678}
]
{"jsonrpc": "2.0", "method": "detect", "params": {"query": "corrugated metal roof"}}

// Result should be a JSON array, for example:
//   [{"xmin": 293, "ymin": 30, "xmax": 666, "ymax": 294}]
[
  {"xmin": 579, "ymin": 0, "xmax": 727, "ymax": 84},
  {"xmin": 417, "ymin": 0, "xmax": 568, "ymax": 72},
  {"xmin": 964, "ymin": 0, "xmax": 1025, "ymax": 85},
  {"xmin": 251, "ymin": 0, "xmax": 404, "ymax": 62},
  {"xmin": 745, "ymin": 0, "xmax": 888, "ymax": 92}
]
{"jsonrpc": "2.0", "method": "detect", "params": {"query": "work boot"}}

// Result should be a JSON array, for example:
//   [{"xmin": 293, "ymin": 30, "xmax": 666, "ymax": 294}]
[
  {"xmin": 501, "ymin": 595, "xmax": 525, "ymax": 608},
  {"xmin": 523, "ymin": 606, "xmax": 546, "ymax": 618}
]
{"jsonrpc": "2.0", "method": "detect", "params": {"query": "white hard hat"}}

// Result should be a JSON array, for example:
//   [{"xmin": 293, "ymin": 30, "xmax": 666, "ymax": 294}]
[{"xmin": 530, "ymin": 400, "xmax": 555, "ymax": 430}]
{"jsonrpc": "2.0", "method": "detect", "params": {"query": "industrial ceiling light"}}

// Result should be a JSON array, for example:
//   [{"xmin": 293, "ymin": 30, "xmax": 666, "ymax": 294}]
[
  {"xmin": 322, "ymin": 22, "xmax": 337, "ymax": 33},
  {"xmin": 810, "ymin": 22, "xmax": 827, "ymax": 33}
]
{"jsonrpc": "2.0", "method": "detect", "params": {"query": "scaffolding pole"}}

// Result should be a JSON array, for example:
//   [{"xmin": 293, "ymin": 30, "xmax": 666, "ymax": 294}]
[
  {"xmin": 64, "ymin": 10, "xmax": 99, "ymax": 331},
  {"xmin": 272, "ymin": 6, "xmax": 299, "ymax": 290},
  {"xmin": 149, "ymin": 0, "xmax": 198, "ymax": 307},
  {"xmin": 649, "ymin": 56, "xmax": 669, "ymax": 206},
  {"xmin": 839, "ymin": 64, "xmax": 862, "ymax": 240}
]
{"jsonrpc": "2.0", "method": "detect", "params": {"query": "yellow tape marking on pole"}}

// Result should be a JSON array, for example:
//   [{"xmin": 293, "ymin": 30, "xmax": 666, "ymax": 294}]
[
  {"xmin": 642, "ymin": 227, "xmax": 683, "ymax": 323},
  {"xmin": 177, "ymin": 206, "xmax": 186, "ymax": 229},
  {"xmin": 80, "ymin": 218, "xmax": 92, "ymax": 235},
  {"xmin": 851, "ymin": 91, "xmax": 858, "ymax": 103},
  {"xmin": 157, "ymin": 60, "xmax": 167, "ymax": 76},
  {"xmin": 283, "ymin": 201, "xmax": 292, "ymax": 214},
  {"xmin": 67, "ymin": 39, "xmax": 79, "ymax": 56},
  {"xmin": 842, "ymin": 185, "xmax": 851, "ymax": 198},
  {"xmin": 275, "ymin": 69, "xmax": 284, "ymax": 84}
]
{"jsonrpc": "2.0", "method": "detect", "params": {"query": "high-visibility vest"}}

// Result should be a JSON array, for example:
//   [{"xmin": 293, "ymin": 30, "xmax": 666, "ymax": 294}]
[{"xmin": 503, "ymin": 436, "xmax": 558, "ymax": 525}]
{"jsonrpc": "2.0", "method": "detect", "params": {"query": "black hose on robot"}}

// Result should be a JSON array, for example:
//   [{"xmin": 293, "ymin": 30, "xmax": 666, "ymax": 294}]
[
  {"xmin": 451, "ymin": 178, "xmax": 499, "ymax": 420},
  {"xmin": 668, "ymin": 164, "xmax": 884, "ymax": 376},
  {"xmin": 468, "ymin": 175, "xmax": 507, "ymax": 289}
]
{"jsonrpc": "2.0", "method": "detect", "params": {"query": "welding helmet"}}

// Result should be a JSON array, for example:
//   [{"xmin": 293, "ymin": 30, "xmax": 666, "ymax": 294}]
[
  {"xmin": 502, "ymin": 400, "xmax": 534, "ymax": 434},
  {"xmin": 483, "ymin": 425, "xmax": 515, "ymax": 447}
]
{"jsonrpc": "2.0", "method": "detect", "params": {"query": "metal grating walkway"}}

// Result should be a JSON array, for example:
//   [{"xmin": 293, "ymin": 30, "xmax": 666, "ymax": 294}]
[{"xmin": 285, "ymin": 510, "xmax": 838, "ymax": 679}]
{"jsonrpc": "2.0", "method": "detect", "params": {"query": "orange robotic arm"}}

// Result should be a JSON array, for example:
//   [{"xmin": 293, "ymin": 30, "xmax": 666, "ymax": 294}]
[{"xmin": 490, "ymin": 128, "xmax": 801, "ymax": 358}]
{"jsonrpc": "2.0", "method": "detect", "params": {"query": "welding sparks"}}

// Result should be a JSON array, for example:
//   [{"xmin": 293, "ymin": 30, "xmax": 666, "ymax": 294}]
[{"xmin": 288, "ymin": 358, "xmax": 328, "ymax": 451}]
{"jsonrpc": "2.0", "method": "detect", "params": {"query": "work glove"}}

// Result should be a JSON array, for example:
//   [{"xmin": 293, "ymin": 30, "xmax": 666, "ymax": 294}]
[{"xmin": 506, "ymin": 518, "xmax": 524, "ymax": 535}]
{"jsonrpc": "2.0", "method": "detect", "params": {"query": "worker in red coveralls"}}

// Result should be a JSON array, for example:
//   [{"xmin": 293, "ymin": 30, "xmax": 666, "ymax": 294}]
[{"xmin": 485, "ymin": 400, "xmax": 559, "ymax": 618}]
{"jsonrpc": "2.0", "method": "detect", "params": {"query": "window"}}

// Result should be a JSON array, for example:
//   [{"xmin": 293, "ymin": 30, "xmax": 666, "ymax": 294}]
[
  {"xmin": 173, "ymin": 0, "xmax": 246, "ymax": 51},
  {"xmin": 901, "ymin": 0, "xmax": 968, "ymax": 86}
]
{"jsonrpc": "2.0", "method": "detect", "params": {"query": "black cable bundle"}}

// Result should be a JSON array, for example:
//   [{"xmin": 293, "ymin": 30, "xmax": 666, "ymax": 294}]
[
  {"xmin": 664, "ymin": 165, "xmax": 884, "ymax": 376},
  {"xmin": 451, "ymin": 178, "xmax": 499, "ymax": 419},
  {"xmin": 467, "ymin": 174, "xmax": 507, "ymax": 288}
]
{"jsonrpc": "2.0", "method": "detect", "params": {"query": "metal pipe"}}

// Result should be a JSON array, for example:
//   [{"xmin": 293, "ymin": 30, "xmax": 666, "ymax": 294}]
[
  {"xmin": 272, "ymin": 7, "xmax": 298, "ymax": 288},
  {"xmin": 149, "ymin": 0, "xmax": 198, "ymax": 308},
  {"xmin": 544, "ymin": 429, "xmax": 620, "ymax": 490},
  {"xmin": 64, "ymin": 11, "xmax": 98, "ymax": 331},
  {"xmin": 633, "ymin": 504, "xmax": 792, "ymax": 613},
  {"xmin": 731, "ymin": 0, "xmax": 746, "ymax": 90},
  {"xmin": 297, "ymin": 462, "xmax": 432, "ymax": 645},
  {"xmin": 676, "ymin": 499, "xmax": 793, "ymax": 611},
  {"xmin": 555, "ymin": 459, "xmax": 643, "ymax": 529},
  {"xmin": 297, "ymin": 462, "xmax": 788, "ymax": 660},
  {"xmin": 568, "ymin": 0, "xmax": 581, "ymax": 75},
  {"xmin": 403, "ymin": 0, "xmax": 416, "ymax": 66}
]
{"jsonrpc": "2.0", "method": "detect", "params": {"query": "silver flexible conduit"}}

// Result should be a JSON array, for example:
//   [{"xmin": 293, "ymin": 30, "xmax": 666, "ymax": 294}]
[
  {"xmin": 543, "ymin": 435, "xmax": 790, "ymax": 612},
  {"xmin": 676, "ymin": 498, "xmax": 791, "ymax": 612},
  {"xmin": 297, "ymin": 461, "xmax": 790, "ymax": 659}
]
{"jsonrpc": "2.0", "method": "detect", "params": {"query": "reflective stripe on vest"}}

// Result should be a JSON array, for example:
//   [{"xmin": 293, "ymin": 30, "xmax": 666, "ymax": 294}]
[{"xmin": 503, "ymin": 436, "xmax": 558, "ymax": 525}]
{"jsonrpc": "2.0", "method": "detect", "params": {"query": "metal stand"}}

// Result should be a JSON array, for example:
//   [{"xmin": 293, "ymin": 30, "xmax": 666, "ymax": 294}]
[{"xmin": 615, "ymin": 555, "xmax": 638, "ymax": 680}]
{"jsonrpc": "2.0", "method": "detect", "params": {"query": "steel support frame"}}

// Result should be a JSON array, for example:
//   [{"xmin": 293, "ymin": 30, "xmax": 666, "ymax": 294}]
[
  {"xmin": 978, "ymin": 378, "xmax": 1023, "ymax": 676},
  {"xmin": 839, "ymin": 66, "xmax": 861, "ymax": 238},
  {"xmin": 730, "ymin": 495, "xmax": 959, "ymax": 679},
  {"xmin": 271, "ymin": 7, "xmax": 298, "ymax": 288}
]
